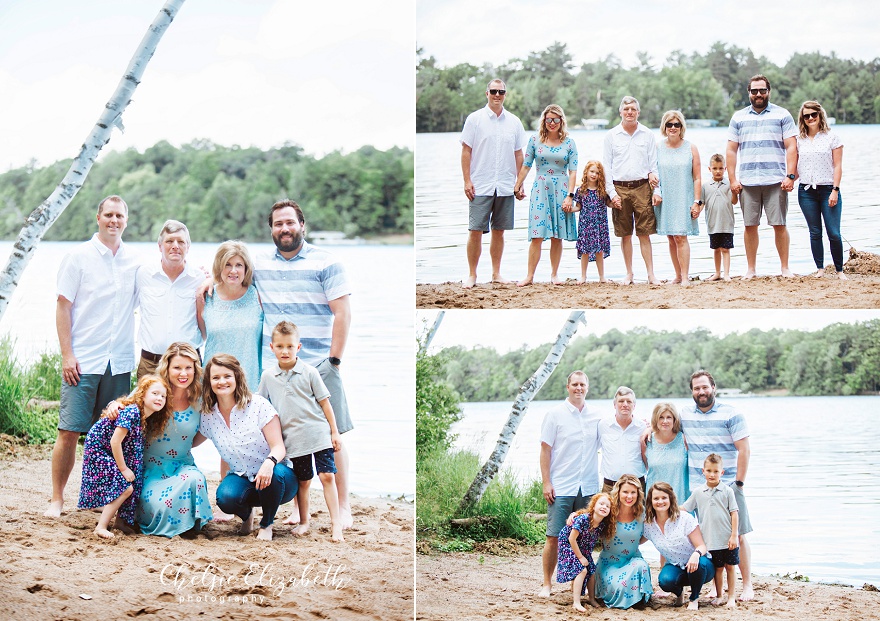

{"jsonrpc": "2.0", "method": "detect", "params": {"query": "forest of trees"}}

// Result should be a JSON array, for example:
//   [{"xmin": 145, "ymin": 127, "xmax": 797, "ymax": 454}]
[
  {"xmin": 434, "ymin": 321, "xmax": 880, "ymax": 402},
  {"xmin": 0, "ymin": 141, "xmax": 413, "ymax": 242},
  {"xmin": 417, "ymin": 41, "xmax": 880, "ymax": 132}
]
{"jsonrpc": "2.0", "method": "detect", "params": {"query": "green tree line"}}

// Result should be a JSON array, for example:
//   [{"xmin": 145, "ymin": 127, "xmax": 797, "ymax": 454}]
[
  {"xmin": 417, "ymin": 41, "xmax": 880, "ymax": 132},
  {"xmin": 0, "ymin": 141, "xmax": 413, "ymax": 242},
  {"xmin": 435, "ymin": 320, "xmax": 880, "ymax": 402}
]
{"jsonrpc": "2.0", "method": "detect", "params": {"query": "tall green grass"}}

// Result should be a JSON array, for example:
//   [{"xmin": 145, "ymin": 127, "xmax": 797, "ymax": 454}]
[{"xmin": 0, "ymin": 337, "xmax": 60, "ymax": 444}]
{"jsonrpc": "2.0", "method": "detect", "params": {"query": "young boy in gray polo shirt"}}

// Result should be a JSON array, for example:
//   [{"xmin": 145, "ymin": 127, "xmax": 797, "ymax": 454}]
[
  {"xmin": 681, "ymin": 453, "xmax": 739, "ymax": 608},
  {"xmin": 257, "ymin": 321, "xmax": 343, "ymax": 542}
]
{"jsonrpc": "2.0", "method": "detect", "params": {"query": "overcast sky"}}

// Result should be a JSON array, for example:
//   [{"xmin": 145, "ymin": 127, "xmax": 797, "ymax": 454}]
[
  {"xmin": 0, "ymin": 0, "xmax": 414, "ymax": 171},
  {"xmin": 418, "ymin": 310, "xmax": 880, "ymax": 353},
  {"xmin": 417, "ymin": 0, "xmax": 878, "ymax": 70}
]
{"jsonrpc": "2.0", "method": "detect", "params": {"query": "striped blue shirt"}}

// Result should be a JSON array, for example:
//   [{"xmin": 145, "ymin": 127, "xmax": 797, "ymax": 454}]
[
  {"xmin": 727, "ymin": 102, "xmax": 797, "ymax": 186},
  {"xmin": 253, "ymin": 241, "xmax": 351, "ymax": 368},
  {"xmin": 679, "ymin": 401, "xmax": 749, "ymax": 491}
]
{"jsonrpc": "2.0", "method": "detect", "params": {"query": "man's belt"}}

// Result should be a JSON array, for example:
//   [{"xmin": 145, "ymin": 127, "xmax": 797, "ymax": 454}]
[
  {"xmin": 140, "ymin": 349, "xmax": 162, "ymax": 364},
  {"xmin": 613, "ymin": 178, "xmax": 649, "ymax": 189}
]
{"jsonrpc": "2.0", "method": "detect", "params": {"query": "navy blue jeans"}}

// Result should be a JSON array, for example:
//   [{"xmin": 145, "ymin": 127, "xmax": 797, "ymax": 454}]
[
  {"xmin": 216, "ymin": 464, "xmax": 297, "ymax": 529},
  {"xmin": 658, "ymin": 556, "xmax": 714, "ymax": 602},
  {"xmin": 798, "ymin": 185, "xmax": 843, "ymax": 272}
]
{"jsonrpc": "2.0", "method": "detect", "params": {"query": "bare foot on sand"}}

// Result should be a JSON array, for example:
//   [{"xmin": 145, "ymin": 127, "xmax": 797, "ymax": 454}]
[
  {"xmin": 813, "ymin": 268, "xmax": 825, "ymax": 278},
  {"xmin": 647, "ymin": 277, "xmax": 662, "ymax": 285},
  {"xmin": 711, "ymin": 597, "xmax": 724, "ymax": 606},
  {"xmin": 550, "ymin": 275, "xmax": 563, "ymax": 285},
  {"xmin": 739, "ymin": 585, "xmax": 755, "ymax": 601},
  {"xmin": 742, "ymin": 270, "xmax": 757, "ymax": 280},
  {"xmin": 256, "ymin": 525, "xmax": 273, "ymax": 541},
  {"xmin": 517, "ymin": 277, "xmax": 533, "ymax": 287},
  {"xmin": 94, "ymin": 527, "xmax": 114, "ymax": 539},
  {"xmin": 723, "ymin": 274, "xmax": 732, "ymax": 281},
  {"xmin": 213, "ymin": 510, "xmax": 235, "ymax": 523},
  {"xmin": 573, "ymin": 603, "xmax": 586, "ymax": 612},
  {"xmin": 671, "ymin": 276, "xmax": 682, "ymax": 284},
  {"xmin": 838, "ymin": 272, "xmax": 849, "ymax": 280},
  {"xmin": 622, "ymin": 274, "xmax": 634, "ymax": 285},
  {"xmin": 538, "ymin": 585, "xmax": 551, "ymax": 598},
  {"xmin": 292, "ymin": 522, "xmax": 310, "ymax": 536},
  {"xmin": 726, "ymin": 598, "xmax": 737, "ymax": 609},
  {"xmin": 576, "ymin": 278, "xmax": 586, "ymax": 285},
  {"xmin": 44, "ymin": 500, "xmax": 63, "ymax": 518},
  {"xmin": 687, "ymin": 600, "xmax": 699, "ymax": 610},
  {"xmin": 706, "ymin": 274, "xmax": 721, "ymax": 282},
  {"xmin": 491, "ymin": 275, "xmax": 510, "ymax": 284},
  {"xmin": 675, "ymin": 593, "xmax": 685, "ymax": 607},
  {"xmin": 598, "ymin": 278, "xmax": 608, "ymax": 283},
  {"xmin": 340, "ymin": 505, "xmax": 353, "ymax": 530},
  {"xmin": 330, "ymin": 522, "xmax": 345, "ymax": 542},
  {"xmin": 114, "ymin": 517, "xmax": 136, "ymax": 534},
  {"xmin": 462, "ymin": 276, "xmax": 477, "ymax": 289},
  {"xmin": 239, "ymin": 509, "xmax": 256, "ymax": 535},
  {"xmin": 283, "ymin": 508, "xmax": 301, "ymax": 525},
  {"xmin": 586, "ymin": 598, "xmax": 601, "ymax": 608},
  {"xmin": 781, "ymin": 268, "xmax": 794, "ymax": 278}
]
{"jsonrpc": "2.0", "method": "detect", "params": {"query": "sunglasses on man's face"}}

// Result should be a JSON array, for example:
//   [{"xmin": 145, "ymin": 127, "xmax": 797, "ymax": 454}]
[
  {"xmin": 749, "ymin": 88, "xmax": 769, "ymax": 95},
  {"xmin": 488, "ymin": 89, "xmax": 506, "ymax": 96},
  {"xmin": 665, "ymin": 122, "xmax": 682, "ymax": 128},
  {"xmin": 802, "ymin": 111, "xmax": 820, "ymax": 120}
]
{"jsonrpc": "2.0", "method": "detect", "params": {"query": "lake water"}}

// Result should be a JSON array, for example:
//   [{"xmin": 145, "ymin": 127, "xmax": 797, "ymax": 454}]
[
  {"xmin": 0, "ymin": 241, "xmax": 414, "ymax": 499},
  {"xmin": 416, "ymin": 126, "xmax": 880, "ymax": 283},
  {"xmin": 452, "ymin": 396, "xmax": 880, "ymax": 586}
]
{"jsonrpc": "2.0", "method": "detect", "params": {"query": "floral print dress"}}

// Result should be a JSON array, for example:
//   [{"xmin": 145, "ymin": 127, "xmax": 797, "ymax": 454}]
[
  {"xmin": 595, "ymin": 518, "xmax": 653, "ymax": 608},
  {"xmin": 557, "ymin": 512, "xmax": 605, "ymax": 594},
  {"xmin": 574, "ymin": 187, "xmax": 611, "ymax": 261},
  {"xmin": 523, "ymin": 135, "xmax": 579, "ymax": 241}
]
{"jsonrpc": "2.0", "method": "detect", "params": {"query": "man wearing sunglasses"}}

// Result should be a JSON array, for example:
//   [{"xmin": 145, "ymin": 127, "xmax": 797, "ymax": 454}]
[
  {"xmin": 460, "ymin": 78, "xmax": 527, "ymax": 289},
  {"xmin": 726, "ymin": 74, "xmax": 798, "ymax": 279}
]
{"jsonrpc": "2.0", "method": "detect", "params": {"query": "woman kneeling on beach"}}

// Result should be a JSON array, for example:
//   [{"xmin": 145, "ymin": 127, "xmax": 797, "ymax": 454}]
[{"xmin": 194, "ymin": 353, "xmax": 296, "ymax": 541}]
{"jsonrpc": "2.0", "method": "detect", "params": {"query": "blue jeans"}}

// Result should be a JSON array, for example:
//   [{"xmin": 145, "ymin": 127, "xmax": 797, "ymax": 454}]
[
  {"xmin": 798, "ymin": 185, "xmax": 843, "ymax": 272},
  {"xmin": 216, "ymin": 464, "xmax": 297, "ymax": 528},
  {"xmin": 658, "ymin": 556, "xmax": 714, "ymax": 602}
]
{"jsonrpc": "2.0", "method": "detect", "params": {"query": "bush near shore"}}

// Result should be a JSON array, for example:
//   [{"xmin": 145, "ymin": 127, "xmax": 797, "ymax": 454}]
[{"xmin": 0, "ymin": 337, "xmax": 61, "ymax": 445}]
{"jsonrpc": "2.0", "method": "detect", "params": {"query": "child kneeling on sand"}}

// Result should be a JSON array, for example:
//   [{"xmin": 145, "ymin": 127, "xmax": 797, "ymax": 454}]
[{"xmin": 555, "ymin": 493, "xmax": 615, "ymax": 611}]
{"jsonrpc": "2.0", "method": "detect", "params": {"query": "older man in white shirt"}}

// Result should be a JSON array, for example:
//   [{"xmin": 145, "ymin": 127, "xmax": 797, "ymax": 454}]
[
  {"xmin": 45, "ymin": 195, "xmax": 139, "ymax": 518},
  {"xmin": 599, "ymin": 386, "xmax": 647, "ymax": 493},
  {"xmin": 538, "ymin": 370, "xmax": 601, "ymax": 597},
  {"xmin": 135, "ymin": 219, "xmax": 204, "ymax": 378},
  {"xmin": 603, "ymin": 96, "xmax": 661, "ymax": 285},
  {"xmin": 460, "ymin": 78, "xmax": 527, "ymax": 288}
]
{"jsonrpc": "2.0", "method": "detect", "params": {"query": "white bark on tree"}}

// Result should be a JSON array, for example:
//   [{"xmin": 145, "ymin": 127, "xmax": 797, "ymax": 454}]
[
  {"xmin": 0, "ymin": 0, "xmax": 186, "ymax": 320},
  {"xmin": 458, "ymin": 311, "xmax": 586, "ymax": 512},
  {"xmin": 420, "ymin": 311, "xmax": 445, "ymax": 353}
]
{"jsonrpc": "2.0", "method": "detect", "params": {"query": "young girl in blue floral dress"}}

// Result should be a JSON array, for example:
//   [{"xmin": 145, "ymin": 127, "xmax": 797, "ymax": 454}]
[
  {"xmin": 556, "ymin": 492, "xmax": 615, "ymax": 611},
  {"xmin": 573, "ymin": 160, "xmax": 612, "ymax": 283},
  {"xmin": 78, "ymin": 375, "xmax": 172, "ymax": 539}
]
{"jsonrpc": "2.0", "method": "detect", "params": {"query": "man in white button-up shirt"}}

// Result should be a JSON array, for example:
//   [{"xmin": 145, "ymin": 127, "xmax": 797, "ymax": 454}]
[
  {"xmin": 599, "ymin": 386, "xmax": 647, "ymax": 493},
  {"xmin": 45, "ymin": 195, "xmax": 139, "ymax": 518},
  {"xmin": 460, "ymin": 78, "xmax": 527, "ymax": 289},
  {"xmin": 135, "ymin": 219, "xmax": 204, "ymax": 378},
  {"xmin": 538, "ymin": 371, "xmax": 601, "ymax": 597}
]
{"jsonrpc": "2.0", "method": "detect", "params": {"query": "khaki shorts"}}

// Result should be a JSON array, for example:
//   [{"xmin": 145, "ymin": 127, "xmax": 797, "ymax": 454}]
[
  {"xmin": 612, "ymin": 182, "xmax": 656, "ymax": 236},
  {"xmin": 740, "ymin": 183, "xmax": 788, "ymax": 226}
]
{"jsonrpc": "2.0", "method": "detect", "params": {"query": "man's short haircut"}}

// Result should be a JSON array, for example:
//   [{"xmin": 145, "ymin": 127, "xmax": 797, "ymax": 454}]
[
  {"xmin": 567, "ymin": 370, "xmax": 588, "ymax": 385},
  {"xmin": 690, "ymin": 369, "xmax": 716, "ymax": 390},
  {"xmin": 268, "ymin": 199, "xmax": 305, "ymax": 226},
  {"xmin": 211, "ymin": 240, "xmax": 255, "ymax": 288},
  {"xmin": 614, "ymin": 385, "xmax": 636, "ymax": 403},
  {"xmin": 97, "ymin": 195, "xmax": 127, "ymax": 215},
  {"xmin": 619, "ymin": 96, "xmax": 640, "ymax": 112},
  {"xmin": 748, "ymin": 74, "xmax": 771, "ymax": 91},
  {"xmin": 272, "ymin": 320, "xmax": 300, "ymax": 341},
  {"xmin": 158, "ymin": 219, "xmax": 191, "ymax": 246},
  {"xmin": 486, "ymin": 78, "xmax": 506, "ymax": 91},
  {"xmin": 709, "ymin": 153, "xmax": 725, "ymax": 165},
  {"xmin": 704, "ymin": 453, "xmax": 723, "ymax": 467}
]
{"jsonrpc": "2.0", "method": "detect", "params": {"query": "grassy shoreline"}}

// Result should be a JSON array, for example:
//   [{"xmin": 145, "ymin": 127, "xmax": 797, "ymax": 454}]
[{"xmin": 0, "ymin": 336, "xmax": 61, "ymax": 444}]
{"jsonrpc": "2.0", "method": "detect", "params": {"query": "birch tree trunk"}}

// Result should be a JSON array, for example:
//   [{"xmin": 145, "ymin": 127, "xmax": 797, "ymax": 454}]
[
  {"xmin": 0, "ymin": 0, "xmax": 186, "ymax": 320},
  {"xmin": 458, "ymin": 311, "xmax": 586, "ymax": 512},
  {"xmin": 420, "ymin": 311, "xmax": 445, "ymax": 353}
]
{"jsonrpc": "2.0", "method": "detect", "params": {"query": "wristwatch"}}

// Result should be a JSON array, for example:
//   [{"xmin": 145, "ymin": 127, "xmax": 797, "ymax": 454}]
[
  {"xmin": 329, "ymin": 356, "xmax": 342, "ymax": 366},
  {"xmin": 787, "ymin": 173, "xmax": 796, "ymax": 180},
  {"xmin": 735, "ymin": 480, "xmax": 744, "ymax": 487},
  {"xmin": 832, "ymin": 186, "xmax": 840, "ymax": 192},
  {"xmin": 567, "ymin": 192, "xmax": 574, "ymax": 198},
  {"xmin": 266, "ymin": 455, "xmax": 278, "ymax": 465},
  {"xmin": 693, "ymin": 200, "xmax": 704, "ymax": 206}
]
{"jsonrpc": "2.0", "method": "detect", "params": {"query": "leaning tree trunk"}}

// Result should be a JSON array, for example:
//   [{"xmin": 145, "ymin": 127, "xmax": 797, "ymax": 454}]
[
  {"xmin": 458, "ymin": 311, "xmax": 586, "ymax": 512},
  {"xmin": 0, "ymin": 0, "xmax": 186, "ymax": 320},
  {"xmin": 420, "ymin": 311, "xmax": 445, "ymax": 354}
]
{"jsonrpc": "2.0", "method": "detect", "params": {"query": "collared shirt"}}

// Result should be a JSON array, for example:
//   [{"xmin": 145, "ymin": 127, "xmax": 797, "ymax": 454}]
[
  {"xmin": 198, "ymin": 394, "xmax": 289, "ymax": 480},
  {"xmin": 679, "ymin": 400, "xmax": 749, "ymax": 490},
  {"xmin": 253, "ymin": 242, "xmax": 350, "ymax": 369},
  {"xmin": 642, "ymin": 510, "xmax": 699, "ymax": 569},
  {"xmin": 727, "ymin": 102, "xmax": 797, "ymax": 186},
  {"xmin": 796, "ymin": 130, "xmax": 842, "ymax": 187},
  {"xmin": 460, "ymin": 105, "xmax": 528, "ymax": 196},
  {"xmin": 599, "ymin": 415, "xmax": 647, "ymax": 480},
  {"xmin": 681, "ymin": 483, "xmax": 738, "ymax": 550},
  {"xmin": 701, "ymin": 179, "xmax": 736, "ymax": 234},
  {"xmin": 257, "ymin": 359, "xmax": 332, "ymax": 459},
  {"xmin": 539, "ymin": 399, "xmax": 601, "ymax": 496},
  {"xmin": 135, "ymin": 260, "xmax": 204, "ymax": 353},
  {"xmin": 602, "ymin": 121, "xmax": 659, "ymax": 198},
  {"xmin": 56, "ymin": 234, "xmax": 138, "ymax": 375}
]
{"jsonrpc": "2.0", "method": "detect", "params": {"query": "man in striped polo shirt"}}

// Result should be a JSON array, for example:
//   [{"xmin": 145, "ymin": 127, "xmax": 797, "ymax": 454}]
[
  {"xmin": 680, "ymin": 369, "xmax": 754, "ymax": 601},
  {"xmin": 726, "ymin": 74, "xmax": 798, "ymax": 279},
  {"xmin": 253, "ymin": 199, "xmax": 354, "ymax": 528}
]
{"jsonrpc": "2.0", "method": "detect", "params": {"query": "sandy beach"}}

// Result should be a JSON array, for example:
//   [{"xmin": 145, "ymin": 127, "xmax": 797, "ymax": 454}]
[
  {"xmin": 417, "ymin": 547, "xmax": 880, "ymax": 621},
  {"xmin": 0, "ymin": 438, "xmax": 414, "ymax": 621}
]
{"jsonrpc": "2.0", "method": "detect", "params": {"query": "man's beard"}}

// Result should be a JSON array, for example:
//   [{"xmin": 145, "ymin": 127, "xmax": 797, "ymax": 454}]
[{"xmin": 273, "ymin": 230, "xmax": 303, "ymax": 252}]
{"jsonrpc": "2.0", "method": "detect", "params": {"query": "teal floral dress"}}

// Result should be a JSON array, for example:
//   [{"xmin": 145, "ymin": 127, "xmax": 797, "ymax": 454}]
[
  {"xmin": 136, "ymin": 406, "xmax": 213, "ymax": 537},
  {"xmin": 523, "ymin": 135, "xmax": 579, "ymax": 241},
  {"xmin": 596, "ymin": 518, "xmax": 653, "ymax": 608}
]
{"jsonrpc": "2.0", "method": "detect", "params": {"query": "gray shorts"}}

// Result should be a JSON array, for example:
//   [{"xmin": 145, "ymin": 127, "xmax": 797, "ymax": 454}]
[
  {"xmin": 731, "ymin": 481, "xmax": 753, "ymax": 536},
  {"xmin": 469, "ymin": 193, "xmax": 514, "ymax": 232},
  {"xmin": 546, "ymin": 490, "xmax": 592, "ymax": 537},
  {"xmin": 316, "ymin": 358, "xmax": 353, "ymax": 434},
  {"xmin": 740, "ymin": 183, "xmax": 788, "ymax": 226},
  {"xmin": 59, "ymin": 364, "xmax": 132, "ymax": 433}
]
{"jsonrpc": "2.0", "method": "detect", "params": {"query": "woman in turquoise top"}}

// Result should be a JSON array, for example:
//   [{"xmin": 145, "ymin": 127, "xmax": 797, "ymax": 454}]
[
  {"xmin": 136, "ymin": 342, "xmax": 213, "ymax": 537},
  {"xmin": 513, "ymin": 104, "xmax": 578, "ymax": 286},
  {"xmin": 198, "ymin": 240, "xmax": 264, "ymax": 390},
  {"xmin": 643, "ymin": 402, "xmax": 689, "ymax": 503},
  {"xmin": 653, "ymin": 110, "xmax": 702, "ymax": 286}
]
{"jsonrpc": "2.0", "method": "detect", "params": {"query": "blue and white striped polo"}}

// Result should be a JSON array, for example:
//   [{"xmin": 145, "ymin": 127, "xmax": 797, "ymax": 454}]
[
  {"xmin": 728, "ymin": 102, "xmax": 797, "ymax": 186},
  {"xmin": 679, "ymin": 401, "xmax": 749, "ymax": 491}
]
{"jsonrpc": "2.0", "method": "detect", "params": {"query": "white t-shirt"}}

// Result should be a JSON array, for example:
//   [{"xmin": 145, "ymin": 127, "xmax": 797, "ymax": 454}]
[
  {"xmin": 599, "ymin": 415, "xmax": 648, "ymax": 480},
  {"xmin": 539, "ymin": 400, "xmax": 601, "ymax": 496},
  {"xmin": 135, "ymin": 261, "xmax": 204, "ymax": 353},
  {"xmin": 460, "ymin": 105, "xmax": 527, "ymax": 196}
]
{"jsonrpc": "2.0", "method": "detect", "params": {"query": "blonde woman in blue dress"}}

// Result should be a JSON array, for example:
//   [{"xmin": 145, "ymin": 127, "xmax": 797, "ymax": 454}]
[
  {"xmin": 653, "ymin": 110, "xmax": 702, "ymax": 286},
  {"xmin": 513, "ymin": 104, "xmax": 579, "ymax": 286}
]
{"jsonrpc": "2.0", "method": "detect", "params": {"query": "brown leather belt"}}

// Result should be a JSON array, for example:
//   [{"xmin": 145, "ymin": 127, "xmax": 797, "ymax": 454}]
[
  {"xmin": 140, "ymin": 349, "xmax": 162, "ymax": 364},
  {"xmin": 613, "ymin": 178, "xmax": 649, "ymax": 189}
]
